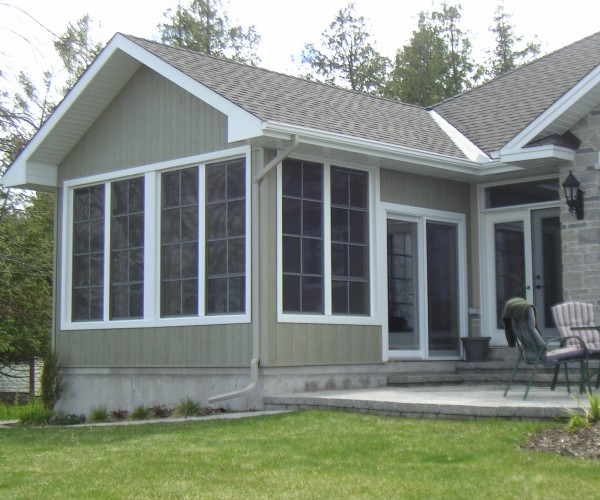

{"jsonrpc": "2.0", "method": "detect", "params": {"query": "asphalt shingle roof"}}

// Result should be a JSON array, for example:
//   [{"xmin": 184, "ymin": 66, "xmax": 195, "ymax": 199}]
[
  {"xmin": 433, "ymin": 31, "xmax": 600, "ymax": 155},
  {"xmin": 124, "ymin": 35, "xmax": 467, "ymax": 159}
]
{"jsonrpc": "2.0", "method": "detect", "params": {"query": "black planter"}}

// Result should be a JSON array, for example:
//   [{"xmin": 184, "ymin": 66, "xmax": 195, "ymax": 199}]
[{"xmin": 461, "ymin": 337, "xmax": 491, "ymax": 362}]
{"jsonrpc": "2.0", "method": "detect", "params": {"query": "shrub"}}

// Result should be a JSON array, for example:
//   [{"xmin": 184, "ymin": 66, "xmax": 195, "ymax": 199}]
[
  {"xmin": 174, "ymin": 397, "xmax": 202, "ymax": 417},
  {"xmin": 130, "ymin": 405, "xmax": 153, "ymax": 420},
  {"xmin": 111, "ymin": 408, "xmax": 129, "ymax": 421},
  {"xmin": 18, "ymin": 401, "xmax": 53, "ymax": 426},
  {"xmin": 40, "ymin": 351, "xmax": 63, "ymax": 409},
  {"xmin": 89, "ymin": 406, "xmax": 110, "ymax": 423},
  {"xmin": 48, "ymin": 412, "xmax": 86, "ymax": 426},
  {"xmin": 152, "ymin": 404, "xmax": 172, "ymax": 418}
]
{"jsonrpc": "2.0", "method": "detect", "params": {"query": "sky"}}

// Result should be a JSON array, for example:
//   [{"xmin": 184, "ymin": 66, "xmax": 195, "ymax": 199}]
[{"xmin": 1, "ymin": 0, "xmax": 599, "ymax": 90}]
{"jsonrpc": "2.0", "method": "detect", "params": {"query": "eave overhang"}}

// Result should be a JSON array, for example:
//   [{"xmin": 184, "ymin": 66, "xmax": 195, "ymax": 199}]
[
  {"xmin": 3, "ymin": 33, "xmax": 540, "ymax": 191},
  {"xmin": 260, "ymin": 121, "xmax": 520, "ymax": 180},
  {"xmin": 2, "ymin": 33, "xmax": 264, "ymax": 191},
  {"xmin": 498, "ymin": 62, "xmax": 600, "ymax": 164}
]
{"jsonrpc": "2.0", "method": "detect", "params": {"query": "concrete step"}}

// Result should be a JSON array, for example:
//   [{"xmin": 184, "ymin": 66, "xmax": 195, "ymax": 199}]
[{"xmin": 387, "ymin": 372, "xmax": 463, "ymax": 386}]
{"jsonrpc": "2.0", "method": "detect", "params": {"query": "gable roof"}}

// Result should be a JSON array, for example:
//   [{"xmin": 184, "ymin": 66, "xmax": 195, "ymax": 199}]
[
  {"xmin": 433, "ymin": 31, "xmax": 600, "ymax": 157},
  {"xmin": 122, "ymin": 35, "xmax": 466, "ymax": 159},
  {"xmin": 5, "ymin": 31, "xmax": 600, "ymax": 190}
]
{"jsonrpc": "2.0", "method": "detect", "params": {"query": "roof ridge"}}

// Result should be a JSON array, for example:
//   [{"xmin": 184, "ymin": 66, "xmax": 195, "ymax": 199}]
[{"xmin": 120, "ymin": 33, "xmax": 425, "ymax": 112}]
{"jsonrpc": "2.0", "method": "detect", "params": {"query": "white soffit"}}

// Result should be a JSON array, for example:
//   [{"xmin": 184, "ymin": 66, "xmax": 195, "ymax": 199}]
[{"xmin": 501, "ymin": 63, "xmax": 600, "ymax": 156}]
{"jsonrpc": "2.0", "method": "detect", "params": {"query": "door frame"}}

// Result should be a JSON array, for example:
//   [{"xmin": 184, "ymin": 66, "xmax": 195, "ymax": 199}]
[
  {"xmin": 480, "ymin": 203, "xmax": 561, "ymax": 346},
  {"xmin": 379, "ymin": 202, "xmax": 468, "ymax": 361}
]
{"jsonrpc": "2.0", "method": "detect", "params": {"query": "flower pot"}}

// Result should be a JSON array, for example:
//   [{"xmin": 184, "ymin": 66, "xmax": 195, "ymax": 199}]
[{"xmin": 461, "ymin": 337, "xmax": 491, "ymax": 362}]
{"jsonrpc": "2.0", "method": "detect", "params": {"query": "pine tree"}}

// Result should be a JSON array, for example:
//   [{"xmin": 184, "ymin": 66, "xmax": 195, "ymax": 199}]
[
  {"xmin": 159, "ymin": 0, "xmax": 261, "ymax": 65},
  {"xmin": 301, "ymin": 2, "xmax": 389, "ymax": 95}
]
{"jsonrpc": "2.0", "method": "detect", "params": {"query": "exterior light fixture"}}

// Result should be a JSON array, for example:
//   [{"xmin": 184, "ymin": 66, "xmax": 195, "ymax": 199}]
[{"xmin": 562, "ymin": 170, "xmax": 584, "ymax": 220}]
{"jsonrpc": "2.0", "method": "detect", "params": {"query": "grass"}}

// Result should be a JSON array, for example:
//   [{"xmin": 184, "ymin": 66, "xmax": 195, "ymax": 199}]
[
  {"xmin": 0, "ymin": 399, "xmax": 49, "ymax": 421},
  {"xmin": 0, "ymin": 411, "xmax": 599, "ymax": 498}
]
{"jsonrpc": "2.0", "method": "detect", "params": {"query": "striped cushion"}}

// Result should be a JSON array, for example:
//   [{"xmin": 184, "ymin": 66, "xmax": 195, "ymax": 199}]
[{"xmin": 552, "ymin": 302, "xmax": 600, "ymax": 346}]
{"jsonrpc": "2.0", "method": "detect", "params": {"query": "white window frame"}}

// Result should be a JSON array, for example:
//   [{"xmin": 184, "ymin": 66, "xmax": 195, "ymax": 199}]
[
  {"xmin": 478, "ymin": 175, "xmax": 561, "ymax": 346},
  {"xmin": 276, "ymin": 157, "xmax": 380, "ymax": 325},
  {"xmin": 60, "ymin": 146, "xmax": 251, "ymax": 330},
  {"xmin": 378, "ymin": 203, "xmax": 468, "ymax": 362}
]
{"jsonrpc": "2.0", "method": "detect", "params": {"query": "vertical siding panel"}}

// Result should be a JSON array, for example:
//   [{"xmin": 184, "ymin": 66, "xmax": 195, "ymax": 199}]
[
  {"xmin": 322, "ymin": 327, "xmax": 335, "ymax": 364},
  {"xmin": 59, "ymin": 67, "xmax": 229, "ymax": 182},
  {"xmin": 295, "ymin": 324, "xmax": 309, "ymax": 365},
  {"xmin": 277, "ymin": 326, "xmax": 293, "ymax": 365},
  {"xmin": 339, "ymin": 325, "xmax": 352, "ymax": 363},
  {"xmin": 380, "ymin": 169, "xmax": 469, "ymax": 214},
  {"xmin": 307, "ymin": 323, "xmax": 323, "ymax": 364}
]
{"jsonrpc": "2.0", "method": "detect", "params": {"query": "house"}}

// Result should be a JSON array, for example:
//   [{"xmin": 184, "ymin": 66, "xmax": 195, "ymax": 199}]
[{"xmin": 4, "ymin": 32, "xmax": 600, "ymax": 413}]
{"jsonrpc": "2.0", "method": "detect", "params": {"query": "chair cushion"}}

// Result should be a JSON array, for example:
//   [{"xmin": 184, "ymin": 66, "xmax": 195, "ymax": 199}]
[
  {"xmin": 552, "ymin": 302, "xmax": 600, "ymax": 346},
  {"xmin": 587, "ymin": 345, "xmax": 600, "ymax": 358},
  {"xmin": 544, "ymin": 347, "xmax": 586, "ymax": 363}
]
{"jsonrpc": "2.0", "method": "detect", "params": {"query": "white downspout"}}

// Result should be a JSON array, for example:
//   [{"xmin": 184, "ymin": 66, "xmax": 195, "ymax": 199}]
[{"xmin": 209, "ymin": 135, "xmax": 300, "ymax": 404}]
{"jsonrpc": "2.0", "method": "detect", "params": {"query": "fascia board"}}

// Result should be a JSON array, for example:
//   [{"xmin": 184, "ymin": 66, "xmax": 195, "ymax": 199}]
[
  {"xmin": 263, "ymin": 122, "xmax": 520, "ymax": 177},
  {"xmin": 499, "ymin": 145, "xmax": 575, "ymax": 163},
  {"xmin": 501, "ymin": 63, "xmax": 600, "ymax": 154}
]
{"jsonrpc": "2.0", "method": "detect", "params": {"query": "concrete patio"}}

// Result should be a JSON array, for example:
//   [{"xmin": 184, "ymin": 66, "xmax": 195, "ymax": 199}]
[{"xmin": 263, "ymin": 384, "xmax": 587, "ymax": 420}]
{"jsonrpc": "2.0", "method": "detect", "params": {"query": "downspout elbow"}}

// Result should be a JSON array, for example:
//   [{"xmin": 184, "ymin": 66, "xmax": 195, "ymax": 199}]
[{"xmin": 208, "ymin": 136, "xmax": 299, "ymax": 405}]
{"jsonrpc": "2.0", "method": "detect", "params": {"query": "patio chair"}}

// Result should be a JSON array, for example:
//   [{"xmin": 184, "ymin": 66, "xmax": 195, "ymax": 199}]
[
  {"xmin": 502, "ymin": 297, "xmax": 589, "ymax": 400},
  {"xmin": 552, "ymin": 301, "xmax": 600, "ymax": 388}
]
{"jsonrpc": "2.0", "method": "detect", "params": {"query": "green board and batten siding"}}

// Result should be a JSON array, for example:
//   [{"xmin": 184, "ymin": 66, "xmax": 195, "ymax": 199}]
[
  {"xmin": 55, "ymin": 66, "xmax": 251, "ymax": 369},
  {"xmin": 380, "ymin": 169, "xmax": 470, "ymax": 213},
  {"xmin": 258, "ymin": 151, "xmax": 382, "ymax": 367},
  {"xmin": 54, "ymin": 65, "xmax": 471, "ymax": 370},
  {"xmin": 59, "ymin": 66, "xmax": 227, "ymax": 182}
]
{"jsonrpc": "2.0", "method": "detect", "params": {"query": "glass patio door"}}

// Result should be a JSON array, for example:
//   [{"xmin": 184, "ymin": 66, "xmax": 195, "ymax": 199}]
[
  {"xmin": 387, "ymin": 219, "xmax": 419, "ymax": 352},
  {"xmin": 484, "ymin": 207, "xmax": 562, "ymax": 345},
  {"xmin": 386, "ymin": 215, "xmax": 462, "ymax": 358}
]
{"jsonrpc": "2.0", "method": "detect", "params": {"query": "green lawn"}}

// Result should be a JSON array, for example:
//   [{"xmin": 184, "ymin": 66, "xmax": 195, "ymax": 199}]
[{"xmin": 0, "ymin": 411, "xmax": 598, "ymax": 499}]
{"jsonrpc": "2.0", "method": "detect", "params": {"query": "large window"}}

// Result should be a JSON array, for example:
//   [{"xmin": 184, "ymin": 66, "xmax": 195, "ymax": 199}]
[
  {"xmin": 331, "ymin": 167, "xmax": 369, "ymax": 315},
  {"xmin": 66, "ymin": 150, "xmax": 249, "ymax": 328},
  {"xmin": 72, "ymin": 185, "xmax": 105, "ymax": 321},
  {"xmin": 205, "ymin": 159, "xmax": 246, "ymax": 314},
  {"xmin": 280, "ymin": 159, "xmax": 371, "ymax": 319},
  {"xmin": 161, "ymin": 167, "xmax": 199, "ymax": 317},
  {"xmin": 281, "ymin": 160, "xmax": 324, "ymax": 313},
  {"xmin": 110, "ymin": 177, "xmax": 145, "ymax": 319}
]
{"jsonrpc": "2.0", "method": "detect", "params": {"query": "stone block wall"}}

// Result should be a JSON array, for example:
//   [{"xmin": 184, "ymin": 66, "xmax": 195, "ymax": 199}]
[{"xmin": 561, "ymin": 107, "xmax": 600, "ymax": 307}]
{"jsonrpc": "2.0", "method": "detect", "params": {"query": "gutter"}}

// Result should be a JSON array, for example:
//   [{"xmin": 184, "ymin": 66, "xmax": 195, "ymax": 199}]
[{"xmin": 209, "ymin": 135, "xmax": 300, "ymax": 404}]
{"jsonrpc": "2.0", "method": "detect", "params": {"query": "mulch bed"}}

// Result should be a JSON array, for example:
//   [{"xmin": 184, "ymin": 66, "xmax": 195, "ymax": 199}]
[{"xmin": 523, "ymin": 422, "xmax": 600, "ymax": 459}]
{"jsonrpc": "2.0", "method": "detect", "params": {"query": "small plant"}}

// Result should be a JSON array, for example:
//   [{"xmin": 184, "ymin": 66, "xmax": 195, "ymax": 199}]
[
  {"xmin": 563, "ymin": 390, "xmax": 600, "ymax": 432},
  {"xmin": 40, "ymin": 351, "xmax": 63, "ymax": 409},
  {"xmin": 152, "ymin": 404, "xmax": 172, "ymax": 418},
  {"xmin": 130, "ymin": 405, "xmax": 153, "ymax": 420},
  {"xmin": 89, "ymin": 406, "xmax": 110, "ymax": 423},
  {"xmin": 111, "ymin": 408, "xmax": 129, "ymax": 421},
  {"xmin": 174, "ymin": 397, "xmax": 202, "ymax": 417}
]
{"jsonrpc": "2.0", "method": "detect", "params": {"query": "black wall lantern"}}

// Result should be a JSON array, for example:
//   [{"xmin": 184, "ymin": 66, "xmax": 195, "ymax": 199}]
[{"xmin": 562, "ymin": 170, "xmax": 584, "ymax": 220}]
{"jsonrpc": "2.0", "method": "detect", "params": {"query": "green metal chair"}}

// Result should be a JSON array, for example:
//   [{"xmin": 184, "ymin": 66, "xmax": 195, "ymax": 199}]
[{"xmin": 502, "ymin": 297, "xmax": 590, "ymax": 400}]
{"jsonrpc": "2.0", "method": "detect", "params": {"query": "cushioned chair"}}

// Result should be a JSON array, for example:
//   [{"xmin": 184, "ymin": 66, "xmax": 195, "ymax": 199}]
[
  {"xmin": 552, "ymin": 301, "xmax": 600, "ymax": 388},
  {"xmin": 502, "ymin": 298, "xmax": 589, "ymax": 400}
]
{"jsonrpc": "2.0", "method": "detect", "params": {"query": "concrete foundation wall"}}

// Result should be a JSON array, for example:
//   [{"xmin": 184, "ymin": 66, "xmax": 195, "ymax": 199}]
[{"xmin": 55, "ymin": 361, "xmax": 457, "ymax": 415}]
